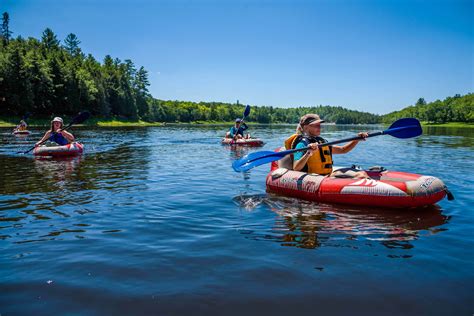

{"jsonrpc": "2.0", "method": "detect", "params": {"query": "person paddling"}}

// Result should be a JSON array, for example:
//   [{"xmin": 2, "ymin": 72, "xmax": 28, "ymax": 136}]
[
  {"xmin": 35, "ymin": 117, "xmax": 75, "ymax": 147},
  {"xmin": 285, "ymin": 114, "xmax": 369, "ymax": 178},
  {"xmin": 13, "ymin": 120, "xmax": 28, "ymax": 133},
  {"xmin": 226, "ymin": 118, "xmax": 250, "ymax": 140}
]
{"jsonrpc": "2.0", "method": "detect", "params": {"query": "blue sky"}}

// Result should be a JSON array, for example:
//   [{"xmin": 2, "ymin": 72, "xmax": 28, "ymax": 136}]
[{"xmin": 3, "ymin": 0, "xmax": 473, "ymax": 114}]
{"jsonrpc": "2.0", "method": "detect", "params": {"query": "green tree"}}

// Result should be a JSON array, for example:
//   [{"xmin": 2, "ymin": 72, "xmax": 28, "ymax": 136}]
[
  {"xmin": 135, "ymin": 66, "xmax": 150, "ymax": 118},
  {"xmin": 64, "ymin": 33, "xmax": 81, "ymax": 55},
  {"xmin": 416, "ymin": 98, "xmax": 426, "ymax": 106},
  {"xmin": 41, "ymin": 28, "xmax": 60, "ymax": 49},
  {"xmin": 1, "ymin": 12, "xmax": 12, "ymax": 44}
]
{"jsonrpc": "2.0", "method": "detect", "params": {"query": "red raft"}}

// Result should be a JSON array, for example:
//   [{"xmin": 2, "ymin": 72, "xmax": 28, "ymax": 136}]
[
  {"xmin": 33, "ymin": 142, "xmax": 84, "ymax": 157},
  {"xmin": 266, "ymin": 148, "xmax": 450, "ymax": 208},
  {"xmin": 221, "ymin": 138, "xmax": 264, "ymax": 147},
  {"xmin": 13, "ymin": 130, "xmax": 31, "ymax": 136}
]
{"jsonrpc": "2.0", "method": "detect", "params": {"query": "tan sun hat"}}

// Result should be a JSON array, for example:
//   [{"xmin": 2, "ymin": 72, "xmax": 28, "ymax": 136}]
[
  {"xmin": 52, "ymin": 117, "xmax": 63, "ymax": 124},
  {"xmin": 299, "ymin": 114, "xmax": 325, "ymax": 126}
]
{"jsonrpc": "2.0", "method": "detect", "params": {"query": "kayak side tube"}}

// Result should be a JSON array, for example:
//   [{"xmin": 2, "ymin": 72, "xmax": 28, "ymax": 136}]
[
  {"xmin": 266, "ymin": 147, "xmax": 448, "ymax": 208},
  {"xmin": 33, "ymin": 142, "xmax": 84, "ymax": 157}
]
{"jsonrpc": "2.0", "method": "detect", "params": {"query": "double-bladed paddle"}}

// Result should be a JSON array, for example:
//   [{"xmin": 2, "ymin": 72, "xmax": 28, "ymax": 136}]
[
  {"xmin": 17, "ymin": 111, "xmax": 90, "ymax": 154},
  {"xmin": 232, "ymin": 118, "xmax": 422, "ymax": 172}
]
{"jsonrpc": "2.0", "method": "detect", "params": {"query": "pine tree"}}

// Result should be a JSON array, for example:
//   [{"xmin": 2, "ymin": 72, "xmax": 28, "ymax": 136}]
[
  {"xmin": 1, "ymin": 12, "xmax": 13, "ymax": 44},
  {"xmin": 64, "ymin": 33, "xmax": 81, "ymax": 55},
  {"xmin": 416, "ymin": 98, "xmax": 427, "ymax": 106},
  {"xmin": 41, "ymin": 28, "xmax": 60, "ymax": 49}
]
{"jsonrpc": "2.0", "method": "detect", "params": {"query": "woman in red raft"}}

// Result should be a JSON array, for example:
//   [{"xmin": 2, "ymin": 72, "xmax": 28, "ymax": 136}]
[
  {"xmin": 266, "ymin": 114, "xmax": 451, "ymax": 208},
  {"xmin": 33, "ymin": 117, "xmax": 83, "ymax": 157}
]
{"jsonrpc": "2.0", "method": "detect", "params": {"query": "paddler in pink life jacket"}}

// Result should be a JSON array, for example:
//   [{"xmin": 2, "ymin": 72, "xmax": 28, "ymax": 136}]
[
  {"xmin": 286, "ymin": 114, "xmax": 370, "ymax": 179},
  {"xmin": 226, "ymin": 118, "xmax": 251, "ymax": 139},
  {"xmin": 35, "ymin": 117, "xmax": 75, "ymax": 147}
]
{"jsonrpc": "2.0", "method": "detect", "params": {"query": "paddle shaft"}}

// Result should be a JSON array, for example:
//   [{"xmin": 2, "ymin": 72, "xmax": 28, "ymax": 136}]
[
  {"xmin": 279, "ymin": 131, "xmax": 380, "ymax": 156},
  {"xmin": 249, "ymin": 125, "xmax": 421, "ymax": 163},
  {"xmin": 232, "ymin": 106, "xmax": 250, "ymax": 142},
  {"xmin": 275, "ymin": 124, "xmax": 421, "ymax": 156},
  {"xmin": 242, "ymin": 130, "xmax": 390, "ymax": 165}
]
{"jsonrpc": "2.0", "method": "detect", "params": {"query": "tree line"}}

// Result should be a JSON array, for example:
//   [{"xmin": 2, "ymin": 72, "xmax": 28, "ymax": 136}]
[
  {"xmin": 0, "ymin": 12, "xmax": 150, "ymax": 120},
  {"xmin": 383, "ymin": 94, "xmax": 473, "ymax": 124},
  {"xmin": 1, "ymin": 12, "xmax": 471, "ymax": 124},
  {"xmin": 0, "ymin": 12, "xmax": 381, "ymax": 124}
]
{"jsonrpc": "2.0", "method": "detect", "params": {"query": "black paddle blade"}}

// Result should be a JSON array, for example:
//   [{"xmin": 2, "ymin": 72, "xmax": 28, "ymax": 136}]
[
  {"xmin": 72, "ymin": 111, "xmax": 91, "ymax": 125},
  {"xmin": 384, "ymin": 118, "xmax": 422, "ymax": 139},
  {"xmin": 243, "ymin": 105, "xmax": 251, "ymax": 118}
]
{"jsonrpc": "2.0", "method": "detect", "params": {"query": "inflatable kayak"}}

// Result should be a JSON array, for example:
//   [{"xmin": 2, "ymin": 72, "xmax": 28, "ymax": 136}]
[
  {"xmin": 221, "ymin": 138, "xmax": 264, "ymax": 147},
  {"xmin": 33, "ymin": 142, "xmax": 84, "ymax": 157},
  {"xmin": 266, "ymin": 147, "xmax": 452, "ymax": 208},
  {"xmin": 13, "ymin": 130, "xmax": 31, "ymax": 136}
]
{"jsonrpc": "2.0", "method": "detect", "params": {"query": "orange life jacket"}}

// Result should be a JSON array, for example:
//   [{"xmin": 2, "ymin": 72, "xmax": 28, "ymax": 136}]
[{"xmin": 284, "ymin": 134, "xmax": 333, "ymax": 175}]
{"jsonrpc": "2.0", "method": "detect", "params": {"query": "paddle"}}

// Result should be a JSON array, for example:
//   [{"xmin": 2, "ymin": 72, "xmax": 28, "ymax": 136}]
[
  {"xmin": 231, "ymin": 105, "xmax": 251, "ymax": 142},
  {"xmin": 17, "ymin": 111, "xmax": 90, "ymax": 154},
  {"xmin": 232, "ymin": 118, "xmax": 422, "ymax": 172}
]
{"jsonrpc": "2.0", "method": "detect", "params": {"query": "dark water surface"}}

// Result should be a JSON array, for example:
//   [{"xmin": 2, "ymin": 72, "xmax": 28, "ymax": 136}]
[{"xmin": 1, "ymin": 125, "xmax": 473, "ymax": 315}]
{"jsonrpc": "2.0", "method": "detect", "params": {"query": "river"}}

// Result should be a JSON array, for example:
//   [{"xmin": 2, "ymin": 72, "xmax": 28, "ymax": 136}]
[{"xmin": 1, "ymin": 124, "xmax": 472, "ymax": 315}]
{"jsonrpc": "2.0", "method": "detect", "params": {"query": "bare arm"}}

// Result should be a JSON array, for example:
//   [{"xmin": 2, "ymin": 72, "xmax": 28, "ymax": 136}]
[
  {"xmin": 292, "ymin": 143, "xmax": 318, "ymax": 171},
  {"xmin": 58, "ymin": 130, "xmax": 75, "ymax": 142},
  {"xmin": 35, "ymin": 131, "xmax": 52, "ymax": 146},
  {"xmin": 293, "ymin": 151, "xmax": 311, "ymax": 171},
  {"xmin": 332, "ymin": 132, "xmax": 368, "ymax": 154}
]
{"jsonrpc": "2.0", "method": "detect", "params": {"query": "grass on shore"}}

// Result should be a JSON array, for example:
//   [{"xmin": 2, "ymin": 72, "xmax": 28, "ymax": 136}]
[{"xmin": 421, "ymin": 122, "xmax": 474, "ymax": 128}]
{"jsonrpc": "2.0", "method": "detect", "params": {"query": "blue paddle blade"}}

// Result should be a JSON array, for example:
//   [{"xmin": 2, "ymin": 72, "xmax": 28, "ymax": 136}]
[
  {"xmin": 384, "ymin": 118, "xmax": 422, "ymax": 138},
  {"xmin": 243, "ymin": 105, "xmax": 251, "ymax": 118},
  {"xmin": 232, "ymin": 150, "xmax": 285, "ymax": 172}
]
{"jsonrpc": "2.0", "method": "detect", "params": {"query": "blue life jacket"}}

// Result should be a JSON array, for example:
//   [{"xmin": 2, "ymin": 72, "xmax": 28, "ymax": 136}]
[
  {"xmin": 229, "ymin": 123, "xmax": 248, "ymax": 137},
  {"xmin": 49, "ymin": 132, "xmax": 69, "ymax": 145}
]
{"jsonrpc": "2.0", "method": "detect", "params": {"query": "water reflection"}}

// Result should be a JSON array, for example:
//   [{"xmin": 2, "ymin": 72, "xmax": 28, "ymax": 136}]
[
  {"xmin": 415, "ymin": 135, "xmax": 474, "ymax": 149},
  {"xmin": 234, "ymin": 194, "xmax": 450, "ymax": 252},
  {"xmin": 0, "ymin": 143, "xmax": 151, "ymax": 244},
  {"xmin": 224, "ymin": 144, "xmax": 251, "ymax": 160},
  {"xmin": 34, "ymin": 155, "xmax": 83, "ymax": 182}
]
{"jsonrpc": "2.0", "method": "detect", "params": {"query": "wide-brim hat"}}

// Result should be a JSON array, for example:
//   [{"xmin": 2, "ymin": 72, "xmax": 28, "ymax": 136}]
[
  {"xmin": 52, "ymin": 117, "xmax": 64, "ymax": 124},
  {"xmin": 299, "ymin": 114, "xmax": 325, "ymax": 126}
]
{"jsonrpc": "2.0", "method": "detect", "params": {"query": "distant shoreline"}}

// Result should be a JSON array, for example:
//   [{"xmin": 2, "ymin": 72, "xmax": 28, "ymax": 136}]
[{"xmin": 1, "ymin": 117, "xmax": 473, "ymax": 128}]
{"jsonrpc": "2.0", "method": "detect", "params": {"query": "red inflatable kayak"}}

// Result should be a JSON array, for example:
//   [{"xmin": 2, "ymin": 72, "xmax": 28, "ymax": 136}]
[
  {"xmin": 266, "ymin": 148, "xmax": 450, "ymax": 208},
  {"xmin": 13, "ymin": 130, "xmax": 31, "ymax": 136},
  {"xmin": 33, "ymin": 142, "xmax": 84, "ymax": 157},
  {"xmin": 221, "ymin": 138, "xmax": 264, "ymax": 147}
]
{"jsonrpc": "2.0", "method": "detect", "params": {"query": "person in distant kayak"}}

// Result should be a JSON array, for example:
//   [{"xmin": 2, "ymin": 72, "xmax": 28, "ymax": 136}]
[
  {"xmin": 35, "ymin": 117, "xmax": 75, "ymax": 146},
  {"xmin": 226, "ymin": 118, "xmax": 250, "ymax": 139},
  {"xmin": 13, "ymin": 120, "xmax": 28, "ymax": 132},
  {"xmin": 285, "ymin": 114, "xmax": 369, "ymax": 178}
]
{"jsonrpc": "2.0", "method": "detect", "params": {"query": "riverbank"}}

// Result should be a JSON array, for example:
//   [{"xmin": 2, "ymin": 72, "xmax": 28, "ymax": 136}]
[
  {"xmin": 0, "ymin": 117, "xmax": 165, "ymax": 127},
  {"xmin": 0, "ymin": 117, "xmax": 280, "ymax": 127},
  {"xmin": 1, "ymin": 117, "xmax": 473, "ymax": 128},
  {"xmin": 421, "ymin": 122, "xmax": 474, "ymax": 128}
]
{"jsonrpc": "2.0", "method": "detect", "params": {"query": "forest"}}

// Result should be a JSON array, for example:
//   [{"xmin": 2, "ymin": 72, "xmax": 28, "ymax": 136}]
[{"xmin": 1, "ymin": 12, "xmax": 471, "ymax": 125}]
